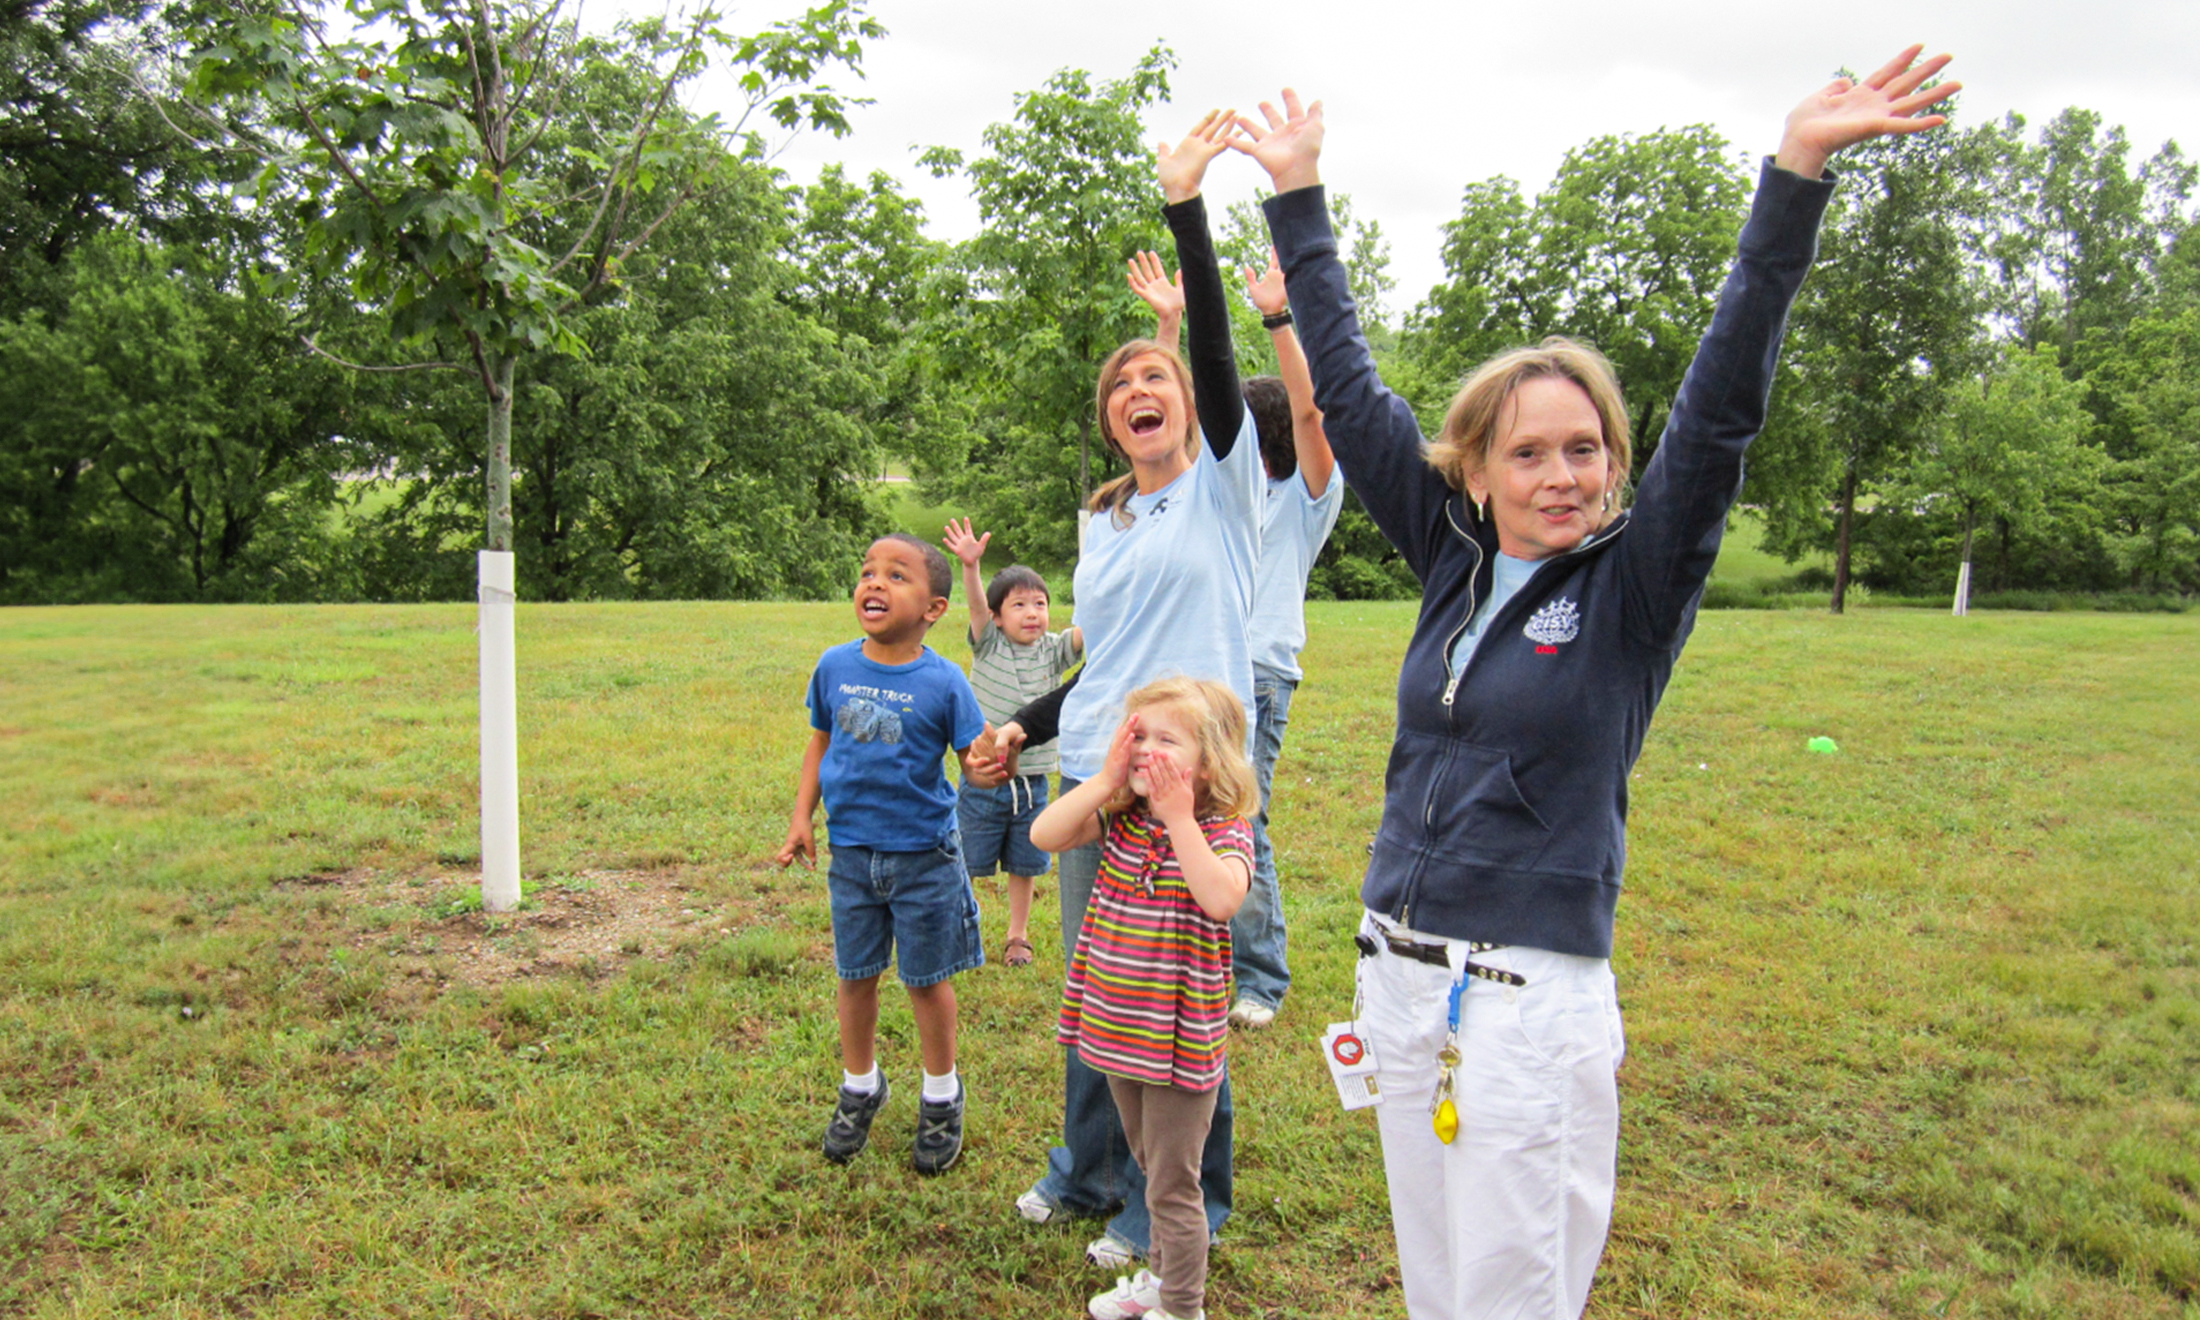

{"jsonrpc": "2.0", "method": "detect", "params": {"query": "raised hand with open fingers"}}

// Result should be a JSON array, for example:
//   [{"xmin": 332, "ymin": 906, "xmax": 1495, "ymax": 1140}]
[
  {"xmin": 1777, "ymin": 45, "xmax": 1960, "ymax": 180},
  {"xmin": 1231, "ymin": 88, "xmax": 1324, "ymax": 194},
  {"xmin": 1127, "ymin": 250, "xmax": 1184, "ymax": 352},
  {"xmin": 941, "ymin": 516, "xmax": 989, "ymax": 569},
  {"xmin": 1156, "ymin": 108, "xmax": 1240, "ymax": 205},
  {"xmin": 1244, "ymin": 248, "xmax": 1288, "ymax": 318}
]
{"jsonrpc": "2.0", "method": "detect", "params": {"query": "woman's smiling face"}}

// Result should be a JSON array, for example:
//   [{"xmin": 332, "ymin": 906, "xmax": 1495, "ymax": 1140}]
[
  {"xmin": 1467, "ymin": 375, "xmax": 1614, "ymax": 560},
  {"xmin": 1105, "ymin": 350, "xmax": 1192, "ymax": 470}
]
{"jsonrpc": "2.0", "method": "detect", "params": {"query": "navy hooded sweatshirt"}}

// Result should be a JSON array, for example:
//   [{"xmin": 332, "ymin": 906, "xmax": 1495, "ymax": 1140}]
[{"xmin": 1263, "ymin": 160, "xmax": 1836, "ymax": 958}]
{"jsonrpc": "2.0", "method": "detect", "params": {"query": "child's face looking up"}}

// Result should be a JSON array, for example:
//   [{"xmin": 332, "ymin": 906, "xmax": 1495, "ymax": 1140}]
[
  {"xmin": 997, "ymin": 587, "xmax": 1050, "ymax": 644},
  {"xmin": 854, "ymin": 539, "xmax": 945, "ymax": 643},
  {"xmin": 1126, "ymin": 704, "xmax": 1202, "ymax": 801}
]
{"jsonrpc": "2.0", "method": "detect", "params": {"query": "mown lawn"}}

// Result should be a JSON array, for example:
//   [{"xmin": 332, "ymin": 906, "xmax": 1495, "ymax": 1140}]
[{"xmin": 1, "ymin": 603, "xmax": 2194, "ymax": 1318}]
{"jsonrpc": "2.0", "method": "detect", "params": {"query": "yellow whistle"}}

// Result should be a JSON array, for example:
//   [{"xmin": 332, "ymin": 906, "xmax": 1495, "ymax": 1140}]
[{"xmin": 1433, "ymin": 1097, "xmax": 1458, "ymax": 1145}]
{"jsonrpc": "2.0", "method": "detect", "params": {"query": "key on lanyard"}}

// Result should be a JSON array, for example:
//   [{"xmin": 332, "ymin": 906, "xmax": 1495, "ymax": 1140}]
[{"xmin": 1431, "ymin": 973, "xmax": 1467, "ymax": 1144}]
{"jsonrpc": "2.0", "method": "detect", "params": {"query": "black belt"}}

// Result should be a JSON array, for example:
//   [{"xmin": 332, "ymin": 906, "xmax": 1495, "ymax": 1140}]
[{"xmin": 1355, "ymin": 930, "xmax": 1527, "ymax": 987}]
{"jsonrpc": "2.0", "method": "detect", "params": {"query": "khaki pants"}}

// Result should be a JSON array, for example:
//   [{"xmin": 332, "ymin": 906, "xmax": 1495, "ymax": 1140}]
[{"xmin": 1106, "ymin": 1075, "xmax": 1221, "ymax": 1318}]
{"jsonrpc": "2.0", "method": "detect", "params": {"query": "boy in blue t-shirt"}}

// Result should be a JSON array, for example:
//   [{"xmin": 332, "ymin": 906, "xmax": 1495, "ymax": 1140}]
[{"xmin": 777, "ymin": 533, "xmax": 988, "ymax": 1173}]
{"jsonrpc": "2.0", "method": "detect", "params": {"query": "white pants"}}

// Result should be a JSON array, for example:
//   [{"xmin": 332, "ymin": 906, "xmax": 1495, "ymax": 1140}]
[{"xmin": 1358, "ymin": 912, "xmax": 1626, "ymax": 1320}]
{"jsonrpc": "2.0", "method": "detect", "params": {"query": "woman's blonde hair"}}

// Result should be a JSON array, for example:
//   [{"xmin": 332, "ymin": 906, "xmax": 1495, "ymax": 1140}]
[
  {"xmin": 1425, "ymin": 337, "xmax": 1633, "ymax": 517},
  {"xmin": 1102, "ymin": 676, "xmax": 1261, "ymax": 822},
  {"xmin": 1089, "ymin": 339, "xmax": 1201, "ymax": 530}
]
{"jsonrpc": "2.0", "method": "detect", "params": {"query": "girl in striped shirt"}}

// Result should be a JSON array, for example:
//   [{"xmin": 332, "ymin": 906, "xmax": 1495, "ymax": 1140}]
[{"xmin": 1031, "ymin": 676, "xmax": 1260, "ymax": 1320}]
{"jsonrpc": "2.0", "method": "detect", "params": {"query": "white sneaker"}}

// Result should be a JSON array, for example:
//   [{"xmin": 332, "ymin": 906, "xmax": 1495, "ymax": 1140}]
[
  {"xmin": 1085, "ymin": 1232, "xmax": 1139, "ymax": 1270},
  {"xmin": 1013, "ymin": 1185, "xmax": 1055, "ymax": 1224},
  {"xmin": 1228, "ymin": 997, "xmax": 1276, "ymax": 1029},
  {"xmin": 1087, "ymin": 1269, "xmax": 1161, "ymax": 1319}
]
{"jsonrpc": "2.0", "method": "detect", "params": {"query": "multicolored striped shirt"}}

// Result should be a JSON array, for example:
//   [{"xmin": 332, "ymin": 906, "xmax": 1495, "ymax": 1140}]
[{"xmin": 1058, "ymin": 810, "xmax": 1252, "ymax": 1090}]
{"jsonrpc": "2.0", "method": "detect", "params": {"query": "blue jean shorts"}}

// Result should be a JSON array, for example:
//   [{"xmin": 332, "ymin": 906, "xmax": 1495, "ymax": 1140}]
[
  {"xmin": 957, "ymin": 775, "xmax": 1052, "ymax": 878},
  {"xmin": 827, "ymin": 834, "xmax": 985, "ymax": 987}
]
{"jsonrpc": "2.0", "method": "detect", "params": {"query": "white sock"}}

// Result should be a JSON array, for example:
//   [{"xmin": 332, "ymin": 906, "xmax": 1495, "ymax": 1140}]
[
  {"xmin": 922, "ymin": 1068, "xmax": 959, "ymax": 1102},
  {"xmin": 842, "ymin": 1066, "xmax": 879, "ymax": 1096}
]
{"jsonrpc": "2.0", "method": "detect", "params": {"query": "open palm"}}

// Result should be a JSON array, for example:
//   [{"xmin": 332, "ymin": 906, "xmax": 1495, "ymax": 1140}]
[{"xmin": 1779, "ymin": 45, "xmax": 1959, "ymax": 177}]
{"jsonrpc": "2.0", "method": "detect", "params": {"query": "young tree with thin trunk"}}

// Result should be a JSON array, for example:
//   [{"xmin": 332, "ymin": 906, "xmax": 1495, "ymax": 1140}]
[{"xmin": 188, "ymin": 0, "xmax": 880, "ymax": 907}]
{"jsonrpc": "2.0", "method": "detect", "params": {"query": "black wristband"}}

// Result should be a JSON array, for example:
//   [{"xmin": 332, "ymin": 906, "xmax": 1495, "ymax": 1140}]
[{"xmin": 1261, "ymin": 309, "xmax": 1294, "ymax": 330}]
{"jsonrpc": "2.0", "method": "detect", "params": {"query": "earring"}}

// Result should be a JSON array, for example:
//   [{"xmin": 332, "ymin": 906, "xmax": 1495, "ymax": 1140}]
[{"xmin": 1473, "ymin": 495, "xmax": 1486, "ymax": 521}]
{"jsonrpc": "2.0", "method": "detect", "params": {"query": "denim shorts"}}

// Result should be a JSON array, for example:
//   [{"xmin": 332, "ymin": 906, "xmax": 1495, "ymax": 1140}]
[
  {"xmin": 826, "ymin": 834, "xmax": 984, "ymax": 987},
  {"xmin": 956, "ymin": 775, "xmax": 1052, "ymax": 878}
]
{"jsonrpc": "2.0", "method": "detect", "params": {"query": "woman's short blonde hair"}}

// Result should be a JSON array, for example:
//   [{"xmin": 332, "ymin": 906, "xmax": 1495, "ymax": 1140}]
[
  {"xmin": 1090, "ymin": 339, "xmax": 1201, "ymax": 529},
  {"xmin": 1425, "ymin": 337, "xmax": 1633, "ymax": 509},
  {"xmin": 1102, "ymin": 676, "xmax": 1261, "ymax": 823}
]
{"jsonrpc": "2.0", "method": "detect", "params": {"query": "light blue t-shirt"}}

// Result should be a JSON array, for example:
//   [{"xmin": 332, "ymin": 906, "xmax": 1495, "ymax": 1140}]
[
  {"xmin": 1060, "ymin": 413, "xmax": 1265, "ymax": 783},
  {"xmin": 806, "ymin": 641, "xmax": 985, "ymax": 850},
  {"xmin": 1250, "ymin": 467, "xmax": 1345, "ymax": 683},
  {"xmin": 1448, "ymin": 552, "xmax": 1546, "ymax": 677}
]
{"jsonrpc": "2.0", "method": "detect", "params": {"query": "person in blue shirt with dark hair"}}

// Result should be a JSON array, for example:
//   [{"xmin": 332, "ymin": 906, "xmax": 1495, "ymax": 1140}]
[{"xmin": 779, "ymin": 532, "xmax": 990, "ymax": 1175}]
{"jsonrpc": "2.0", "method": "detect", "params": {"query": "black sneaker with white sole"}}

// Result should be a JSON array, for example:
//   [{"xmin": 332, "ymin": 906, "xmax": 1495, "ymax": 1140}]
[
  {"xmin": 911, "ymin": 1085, "xmax": 965, "ymax": 1174},
  {"xmin": 822, "ymin": 1073, "xmax": 889, "ymax": 1164}
]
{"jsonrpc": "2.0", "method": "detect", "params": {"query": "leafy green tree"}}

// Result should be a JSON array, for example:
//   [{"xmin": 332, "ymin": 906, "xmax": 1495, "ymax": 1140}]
[
  {"xmin": 913, "ymin": 47, "xmax": 1173, "ymax": 562},
  {"xmin": 782, "ymin": 163, "xmax": 973, "ymax": 477},
  {"xmin": 1993, "ymin": 108, "xmax": 2194, "ymax": 363},
  {"xmin": 1769, "ymin": 119, "xmax": 1995, "ymax": 611},
  {"xmin": 2084, "ymin": 304, "xmax": 2200, "ymax": 592},
  {"xmin": 0, "ymin": 232, "xmax": 370, "ymax": 601},
  {"xmin": 1398, "ymin": 175, "xmax": 1537, "ymax": 415},
  {"xmin": 1530, "ymin": 126, "xmax": 1750, "ymax": 468},
  {"xmin": 189, "ymin": 0, "xmax": 881, "ymax": 554},
  {"xmin": 0, "ymin": 0, "xmax": 240, "ymax": 318},
  {"xmin": 1401, "ymin": 127, "xmax": 1749, "ymax": 469},
  {"xmin": 1894, "ymin": 343, "xmax": 2100, "ymax": 610}
]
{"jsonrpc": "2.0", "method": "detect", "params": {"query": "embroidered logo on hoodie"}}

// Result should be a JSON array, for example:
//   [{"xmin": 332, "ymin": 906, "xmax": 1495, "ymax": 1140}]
[{"xmin": 1524, "ymin": 598, "xmax": 1581, "ymax": 652}]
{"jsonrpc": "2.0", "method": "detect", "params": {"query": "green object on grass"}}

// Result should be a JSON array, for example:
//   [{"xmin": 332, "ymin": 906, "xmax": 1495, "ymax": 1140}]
[{"xmin": 1808, "ymin": 736, "xmax": 1839, "ymax": 754}]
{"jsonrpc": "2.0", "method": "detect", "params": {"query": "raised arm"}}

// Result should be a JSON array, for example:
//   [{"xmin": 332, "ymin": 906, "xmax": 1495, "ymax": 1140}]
[
  {"xmin": 1241, "ymin": 90, "xmax": 1450, "ymax": 578},
  {"xmin": 1157, "ymin": 109, "xmax": 1245, "ymax": 458},
  {"xmin": 1127, "ymin": 250, "xmax": 1184, "ymax": 356},
  {"xmin": 1246, "ymin": 248, "xmax": 1334, "ymax": 497},
  {"xmin": 941, "ymin": 517, "xmax": 991, "ymax": 645},
  {"xmin": 1622, "ymin": 47, "xmax": 1956, "ymax": 649}
]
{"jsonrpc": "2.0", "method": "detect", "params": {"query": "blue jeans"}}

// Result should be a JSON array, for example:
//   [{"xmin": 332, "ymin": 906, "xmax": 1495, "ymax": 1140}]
[
  {"xmin": 1230, "ymin": 676, "xmax": 1295, "ymax": 1011},
  {"xmin": 825, "ymin": 834, "xmax": 984, "ymax": 986},
  {"xmin": 1033, "ymin": 779, "xmax": 1233, "ymax": 1253}
]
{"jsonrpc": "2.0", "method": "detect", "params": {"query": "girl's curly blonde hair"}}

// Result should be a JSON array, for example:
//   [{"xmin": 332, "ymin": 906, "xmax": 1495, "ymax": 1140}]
[{"xmin": 1102, "ymin": 676, "xmax": 1261, "ymax": 822}]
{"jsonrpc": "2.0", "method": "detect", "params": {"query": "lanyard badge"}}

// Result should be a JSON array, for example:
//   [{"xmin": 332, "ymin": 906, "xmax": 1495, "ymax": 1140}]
[{"xmin": 1322, "ymin": 965, "xmax": 1383, "ymax": 1110}]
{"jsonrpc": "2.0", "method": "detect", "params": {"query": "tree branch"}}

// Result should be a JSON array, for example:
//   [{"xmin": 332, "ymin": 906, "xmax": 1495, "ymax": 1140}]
[
  {"xmin": 301, "ymin": 336, "xmax": 466, "ymax": 376},
  {"xmin": 461, "ymin": 327, "xmax": 505, "ymax": 402},
  {"xmin": 547, "ymin": 15, "xmax": 694, "ymax": 278}
]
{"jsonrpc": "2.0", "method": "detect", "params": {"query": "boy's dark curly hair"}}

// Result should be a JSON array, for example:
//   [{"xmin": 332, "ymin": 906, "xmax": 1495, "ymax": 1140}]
[{"xmin": 876, "ymin": 533, "xmax": 954, "ymax": 600}]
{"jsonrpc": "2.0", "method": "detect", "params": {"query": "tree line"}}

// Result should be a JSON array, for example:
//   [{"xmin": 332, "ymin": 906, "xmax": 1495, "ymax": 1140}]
[{"xmin": 3, "ymin": 2, "xmax": 2193, "ymax": 608}]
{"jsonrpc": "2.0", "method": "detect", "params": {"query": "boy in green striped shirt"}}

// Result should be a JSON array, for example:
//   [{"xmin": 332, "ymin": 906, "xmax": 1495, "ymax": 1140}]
[{"xmin": 942, "ymin": 518, "xmax": 1083, "ymax": 968}]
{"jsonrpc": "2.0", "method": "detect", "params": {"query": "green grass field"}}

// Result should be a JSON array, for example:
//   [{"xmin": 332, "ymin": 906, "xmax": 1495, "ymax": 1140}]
[{"xmin": 2, "ymin": 602, "xmax": 2195, "ymax": 1318}]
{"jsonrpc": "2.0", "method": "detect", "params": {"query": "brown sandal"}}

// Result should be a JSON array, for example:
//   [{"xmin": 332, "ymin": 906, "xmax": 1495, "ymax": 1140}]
[{"xmin": 1003, "ymin": 936, "xmax": 1036, "ymax": 967}]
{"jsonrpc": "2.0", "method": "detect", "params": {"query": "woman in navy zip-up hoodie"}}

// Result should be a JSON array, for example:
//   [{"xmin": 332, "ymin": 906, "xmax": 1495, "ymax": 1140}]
[{"xmin": 1237, "ymin": 50, "xmax": 1958, "ymax": 1319}]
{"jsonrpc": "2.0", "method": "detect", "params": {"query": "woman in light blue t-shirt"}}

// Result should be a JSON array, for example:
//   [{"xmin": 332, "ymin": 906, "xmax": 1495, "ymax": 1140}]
[{"xmin": 993, "ymin": 109, "xmax": 1266, "ymax": 1284}]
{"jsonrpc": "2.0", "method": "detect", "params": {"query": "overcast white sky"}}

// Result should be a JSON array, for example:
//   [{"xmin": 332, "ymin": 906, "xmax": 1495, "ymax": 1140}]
[{"xmin": 599, "ymin": 0, "xmax": 2198, "ymax": 312}]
